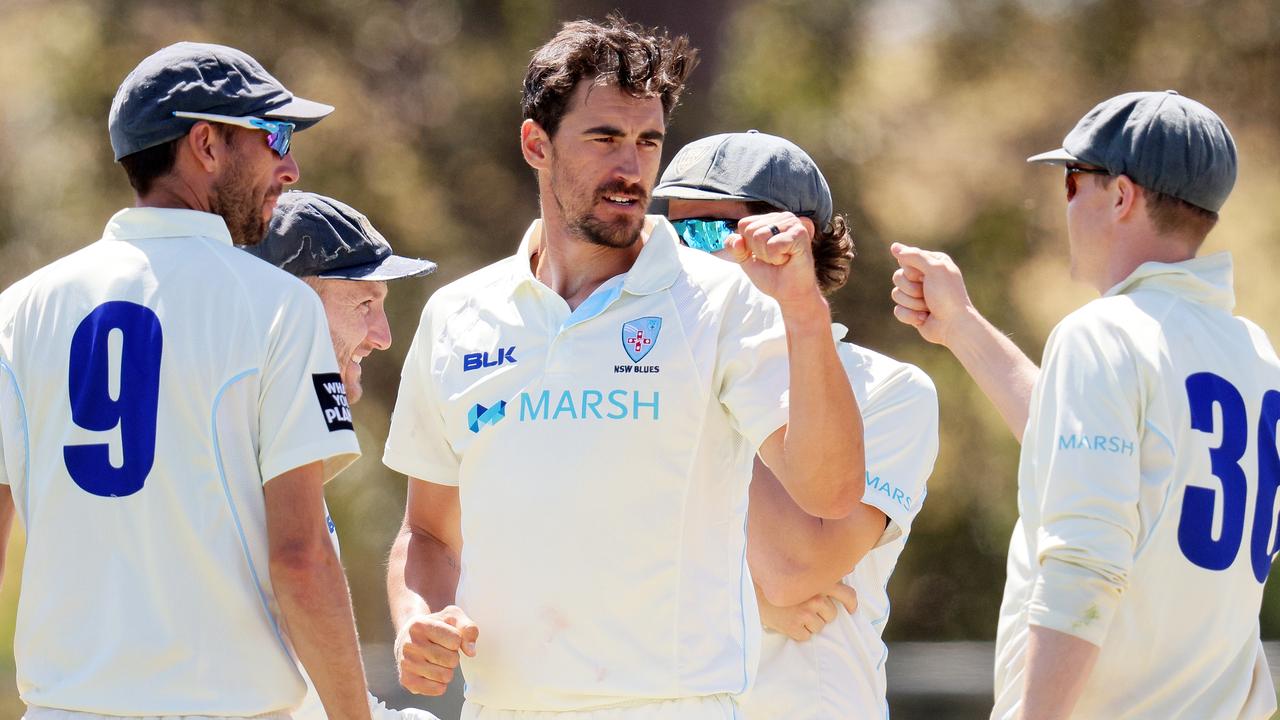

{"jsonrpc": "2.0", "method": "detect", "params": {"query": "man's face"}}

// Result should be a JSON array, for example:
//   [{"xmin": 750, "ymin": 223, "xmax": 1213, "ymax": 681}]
[
  {"xmin": 666, "ymin": 198, "xmax": 816, "ymax": 259},
  {"xmin": 211, "ymin": 127, "xmax": 299, "ymax": 246},
  {"xmin": 311, "ymin": 278, "xmax": 391, "ymax": 405},
  {"xmin": 1063, "ymin": 165, "xmax": 1112, "ymax": 286},
  {"xmin": 545, "ymin": 82, "xmax": 666, "ymax": 249}
]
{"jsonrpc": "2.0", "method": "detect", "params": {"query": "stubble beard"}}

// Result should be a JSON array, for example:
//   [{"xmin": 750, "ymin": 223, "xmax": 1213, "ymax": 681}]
[{"xmin": 550, "ymin": 163, "xmax": 646, "ymax": 250}]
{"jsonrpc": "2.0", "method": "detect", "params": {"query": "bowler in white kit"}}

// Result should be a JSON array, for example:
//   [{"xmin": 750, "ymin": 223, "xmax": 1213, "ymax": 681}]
[
  {"xmin": 0, "ymin": 44, "xmax": 378, "ymax": 720},
  {"xmin": 893, "ymin": 91, "xmax": 1280, "ymax": 719},
  {"xmin": 383, "ymin": 15, "xmax": 866, "ymax": 720}
]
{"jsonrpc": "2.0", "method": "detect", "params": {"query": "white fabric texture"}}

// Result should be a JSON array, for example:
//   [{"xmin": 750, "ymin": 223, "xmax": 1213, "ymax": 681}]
[
  {"xmin": 993, "ymin": 253, "xmax": 1280, "ymax": 720},
  {"xmin": 384, "ymin": 216, "xmax": 790, "ymax": 712},
  {"xmin": 0, "ymin": 208, "xmax": 359, "ymax": 716},
  {"xmin": 739, "ymin": 331, "xmax": 938, "ymax": 719}
]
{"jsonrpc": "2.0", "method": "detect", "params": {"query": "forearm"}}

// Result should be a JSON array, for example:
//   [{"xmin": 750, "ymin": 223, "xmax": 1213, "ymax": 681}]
[
  {"xmin": 271, "ymin": 546, "xmax": 370, "ymax": 720},
  {"xmin": 748, "ymin": 463, "xmax": 882, "ymax": 605},
  {"xmin": 776, "ymin": 292, "xmax": 864, "ymax": 518},
  {"xmin": 387, "ymin": 523, "xmax": 461, "ymax": 632},
  {"xmin": 1020, "ymin": 625, "xmax": 1100, "ymax": 720},
  {"xmin": 946, "ymin": 308, "xmax": 1038, "ymax": 440}
]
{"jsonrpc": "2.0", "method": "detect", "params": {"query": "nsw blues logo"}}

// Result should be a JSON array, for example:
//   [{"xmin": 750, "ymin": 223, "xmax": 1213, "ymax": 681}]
[
  {"xmin": 467, "ymin": 400, "xmax": 507, "ymax": 433},
  {"xmin": 621, "ymin": 317, "xmax": 662, "ymax": 363}
]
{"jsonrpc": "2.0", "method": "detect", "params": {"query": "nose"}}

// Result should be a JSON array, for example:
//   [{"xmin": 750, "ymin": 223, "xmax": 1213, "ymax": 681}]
[
  {"xmin": 614, "ymin": 144, "xmax": 641, "ymax": 184},
  {"xmin": 278, "ymin": 153, "xmax": 300, "ymax": 187},
  {"xmin": 367, "ymin": 308, "xmax": 392, "ymax": 351}
]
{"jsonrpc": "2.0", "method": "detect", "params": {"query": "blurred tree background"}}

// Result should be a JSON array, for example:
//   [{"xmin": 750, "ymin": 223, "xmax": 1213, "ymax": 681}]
[{"xmin": 3, "ymin": 0, "xmax": 1280, "ymax": 716}]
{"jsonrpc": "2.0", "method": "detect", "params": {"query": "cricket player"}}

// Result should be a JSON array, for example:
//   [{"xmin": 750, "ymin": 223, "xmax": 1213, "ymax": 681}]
[
  {"xmin": 653, "ymin": 130, "xmax": 939, "ymax": 719},
  {"xmin": 246, "ymin": 190, "xmax": 438, "ymax": 720},
  {"xmin": 0, "ymin": 44, "xmax": 376, "ymax": 719},
  {"xmin": 384, "ymin": 16, "xmax": 866, "ymax": 719},
  {"xmin": 892, "ymin": 91, "xmax": 1280, "ymax": 719}
]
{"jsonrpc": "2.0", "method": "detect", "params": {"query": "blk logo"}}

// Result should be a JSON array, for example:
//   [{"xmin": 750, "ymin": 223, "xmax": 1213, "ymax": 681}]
[
  {"xmin": 621, "ymin": 317, "xmax": 662, "ymax": 363},
  {"xmin": 463, "ymin": 347, "xmax": 517, "ymax": 372},
  {"xmin": 468, "ymin": 400, "xmax": 507, "ymax": 433}
]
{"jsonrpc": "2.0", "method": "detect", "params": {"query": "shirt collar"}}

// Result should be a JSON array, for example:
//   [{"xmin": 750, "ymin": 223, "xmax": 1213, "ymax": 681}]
[
  {"xmin": 1102, "ymin": 251, "xmax": 1235, "ymax": 311},
  {"xmin": 101, "ymin": 207, "xmax": 234, "ymax": 246},
  {"xmin": 512, "ymin": 215, "xmax": 683, "ymax": 296}
]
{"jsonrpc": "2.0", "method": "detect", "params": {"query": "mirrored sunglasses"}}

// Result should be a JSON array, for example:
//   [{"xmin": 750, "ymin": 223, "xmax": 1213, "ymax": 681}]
[
  {"xmin": 672, "ymin": 218, "xmax": 738, "ymax": 253},
  {"xmin": 172, "ymin": 111, "xmax": 296, "ymax": 158}
]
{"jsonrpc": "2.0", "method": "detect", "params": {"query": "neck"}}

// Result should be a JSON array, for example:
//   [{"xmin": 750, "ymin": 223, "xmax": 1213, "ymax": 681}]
[
  {"xmin": 136, "ymin": 173, "xmax": 212, "ymax": 213},
  {"xmin": 1095, "ymin": 228, "xmax": 1198, "ymax": 293},
  {"xmin": 533, "ymin": 201, "xmax": 644, "ymax": 311}
]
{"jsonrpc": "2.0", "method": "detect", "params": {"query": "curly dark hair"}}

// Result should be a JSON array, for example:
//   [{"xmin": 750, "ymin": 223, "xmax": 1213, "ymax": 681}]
[
  {"xmin": 521, "ymin": 14, "xmax": 699, "ymax": 138},
  {"xmin": 745, "ymin": 201, "xmax": 855, "ymax": 296}
]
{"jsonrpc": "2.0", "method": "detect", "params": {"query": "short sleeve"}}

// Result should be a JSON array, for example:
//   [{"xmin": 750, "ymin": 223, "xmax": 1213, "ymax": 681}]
[
  {"xmin": 860, "ymin": 366, "xmax": 939, "ymax": 546},
  {"xmin": 0, "ymin": 358, "xmax": 16, "ymax": 487},
  {"xmin": 1027, "ymin": 312, "xmax": 1143, "ymax": 645},
  {"xmin": 257, "ymin": 288, "xmax": 360, "ymax": 484},
  {"xmin": 714, "ymin": 279, "xmax": 790, "ymax": 448},
  {"xmin": 383, "ymin": 300, "xmax": 461, "ymax": 486}
]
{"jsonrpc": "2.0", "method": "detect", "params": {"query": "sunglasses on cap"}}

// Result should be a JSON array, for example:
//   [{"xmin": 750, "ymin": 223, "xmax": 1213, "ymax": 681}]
[
  {"xmin": 1064, "ymin": 165, "xmax": 1111, "ymax": 202},
  {"xmin": 672, "ymin": 218, "xmax": 738, "ymax": 253},
  {"xmin": 172, "ymin": 111, "xmax": 296, "ymax": 158}
]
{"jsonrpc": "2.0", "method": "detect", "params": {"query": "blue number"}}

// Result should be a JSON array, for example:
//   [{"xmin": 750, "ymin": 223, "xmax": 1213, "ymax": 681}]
[
  {"xmin": 1253, "ymin": 390, "xmax": 1280, "ymax": 582},
  {"xmin": 63, "ymin": 302, "xmax": 163, "ymax": 498},
  {"xmin": 1179, "ymin": 372, "xmax": 1248, "ymax": 570}
]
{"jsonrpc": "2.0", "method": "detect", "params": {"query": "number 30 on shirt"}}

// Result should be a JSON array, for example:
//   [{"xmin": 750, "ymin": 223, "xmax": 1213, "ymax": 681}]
[
  {"xmin": 62, "ymin": 301, "xmax": 163, "ymax": 498},
  {"xmin": 1179, "ymin": 372, "xmax": 1280, "ymax": 583}
]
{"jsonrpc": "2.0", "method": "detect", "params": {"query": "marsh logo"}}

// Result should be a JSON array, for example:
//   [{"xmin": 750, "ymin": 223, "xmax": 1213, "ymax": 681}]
[
  {"xmin": 468, "ymin": 400, "xmax": 507, "ymax": 433},
  {"xmin": 867, "ymin": 471, "xmax": 914, "ymax": 511},
  {"xmin": 519, "ymin": 389, "xmax": 659, "ymax": 422},
  {"xmin": 622, "ymin": 317, "xmax": 662, "ymax": 363},
  {"xmin": 312, "ymin": 373, "xmax": 353, "ymax": 432},
  {"xmin": 1057, "ymin": 433, "xmax": 1135, "ymax": 456}
]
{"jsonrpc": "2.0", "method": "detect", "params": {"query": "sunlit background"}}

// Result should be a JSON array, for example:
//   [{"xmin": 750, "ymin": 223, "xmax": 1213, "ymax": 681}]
[{"xmin": 3, "ymin": 0, "xmax": 1280, "ymax": 717}]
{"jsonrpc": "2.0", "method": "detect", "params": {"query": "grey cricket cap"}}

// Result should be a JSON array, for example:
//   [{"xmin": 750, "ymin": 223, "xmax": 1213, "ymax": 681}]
[
  {"xmin": 247, "ymin": 191, "xmax": 437, "ymax": 281},
  {"xmin": 1027, "ymin": 90, "xmax": 1237, "ymax": 213},
  {"xmin": 653, "ymin": 130, "xmax": 834, "ymax": 226},
  {"xmin": 109, "ymin": 42, "xmax": 334, "ymax": 161}
]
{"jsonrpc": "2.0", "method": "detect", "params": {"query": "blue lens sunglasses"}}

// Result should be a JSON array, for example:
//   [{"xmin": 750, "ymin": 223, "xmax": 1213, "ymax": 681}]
[{"xmin": 172, "ymin": 111, "xmax": 296, "ymax": 158}]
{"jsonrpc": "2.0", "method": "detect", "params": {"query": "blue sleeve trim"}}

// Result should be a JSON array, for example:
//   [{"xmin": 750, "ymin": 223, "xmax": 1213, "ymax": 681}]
[{"xmin": 211, "ymin": 368, "xmax": 291, "ymax": 657}]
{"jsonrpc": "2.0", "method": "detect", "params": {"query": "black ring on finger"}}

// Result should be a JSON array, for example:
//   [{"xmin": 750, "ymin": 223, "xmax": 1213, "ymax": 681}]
[{"xmin": 769, "ymin": 225, "xmax": 781, "ymax": 237}]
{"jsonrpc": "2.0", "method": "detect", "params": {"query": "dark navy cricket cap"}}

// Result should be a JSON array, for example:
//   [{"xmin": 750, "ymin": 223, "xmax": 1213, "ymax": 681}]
[
  {"xmin": 653, "ymin": 130, "xmax": 834, "ymax": 227},
  {"xmin": 109, "ymin": 42, "xmax": 334, "ymax": 161},
  {"xmin": 1028, "ymin": 90, "xmax": 1237, "ymax": 213},
  {"xmin": 247, "ymin": 191, "xmax": 437, "ymax": 281}
]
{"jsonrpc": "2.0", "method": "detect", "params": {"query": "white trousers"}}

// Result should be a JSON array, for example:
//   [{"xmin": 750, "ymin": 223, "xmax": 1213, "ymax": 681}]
[
  {"xmin": 461, "ymin": 694, "xmax": 740, "ymax": 720},
  {"xmin": 24, "ymin": 707, "xmax": 291, "ymax": 720}
]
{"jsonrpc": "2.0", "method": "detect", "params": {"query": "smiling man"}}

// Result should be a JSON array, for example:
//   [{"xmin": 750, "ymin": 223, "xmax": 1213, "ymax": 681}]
[
  {"xmin": 246, "ymin": 190, "xmax": 437, "ymax": 720},
  {"xmin": 383, "ymin": 15, "xmax": 865, "ymax": 720}
]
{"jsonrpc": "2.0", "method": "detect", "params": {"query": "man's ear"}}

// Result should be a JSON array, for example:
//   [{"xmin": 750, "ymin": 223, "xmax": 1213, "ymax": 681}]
[
  {"xmin": 183, "ymin": 122, "xmax": 225, "ymax": 174},
  {"xmin": 521, "ymin": 119, "xmax": 552, "ymax": 171},
  {"xmin": 1113, "ymin": 174, "xmax": 1141, "ymax": 222}
]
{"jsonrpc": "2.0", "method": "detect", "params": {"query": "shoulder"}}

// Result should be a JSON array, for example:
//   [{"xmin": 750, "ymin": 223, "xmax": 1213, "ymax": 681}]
[
  {"xmin": 839, "ymin": 340, "xmax": 937, "ymax": 415},
  {"xmin": 1045, "ymin": 296, "xmax": 1151, "ymax": 361},
  {"xmin": 425, "ymin": 257, "xmax": 522, "ymax": 312}
]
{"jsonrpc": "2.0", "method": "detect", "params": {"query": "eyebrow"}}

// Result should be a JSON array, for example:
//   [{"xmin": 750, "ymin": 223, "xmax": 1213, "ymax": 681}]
[{"xmin": 582, "ymin": 125, "xmax": 666, "ymax": 142}]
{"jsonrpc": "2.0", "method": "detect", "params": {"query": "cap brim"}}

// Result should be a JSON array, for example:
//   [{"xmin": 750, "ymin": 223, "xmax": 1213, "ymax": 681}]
[
  {"xmin": 651, "ymin": 183, "xmax": 762, "ymax": 203},
  {"xmin": 317, "ymin": 255, "xmax": 437, "ymax": 281},
  {"xmin": 1026, "ymin": 148, "xmax": 1080, "ymax": 165},
  {"xmin": 264, "ymin": 96, "xmax": 335, "ymax": 131}
]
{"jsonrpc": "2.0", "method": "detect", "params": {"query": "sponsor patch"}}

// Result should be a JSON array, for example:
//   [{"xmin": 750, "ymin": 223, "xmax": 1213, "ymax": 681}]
[{"xmin": 312, "ymin": 373, "xmax": 354, "ymax": 432}]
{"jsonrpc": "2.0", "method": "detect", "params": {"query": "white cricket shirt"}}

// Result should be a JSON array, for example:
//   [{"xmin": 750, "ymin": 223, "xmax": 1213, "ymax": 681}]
[
  {"xmin": 384, "ymin": 216, "xmax": 791, "ymax": 713},
  {"xmin": 0, "ymin": 208, "xmax": 360, "ymax": 716},
  {"xmin": 993, "ymin": 253, "xmax": 1280, "ymax": 720},
  {"xmin": 739, "ymin": 328, "xmax": 938, "ymax": 720}
]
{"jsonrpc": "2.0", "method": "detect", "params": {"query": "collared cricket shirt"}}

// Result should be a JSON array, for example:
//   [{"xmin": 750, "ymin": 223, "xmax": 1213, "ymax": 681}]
[
  {"xmin": 739, "ymin": 328, "xmax": 938, "ymax": 720},
  {"xmin": 384, "ymin": 216, "xmax": 790, "ymax": 713},
  {"xmin": 993, "ymin": 253, "xmax": 1280, "ymax": 720},
  {"xmin": 0, "ymin": 208, "xmax": 359, "ymax": 716}
]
